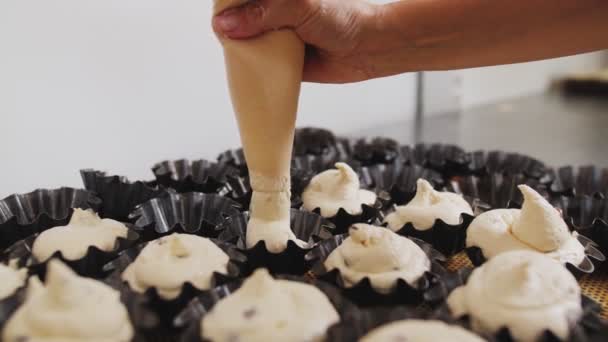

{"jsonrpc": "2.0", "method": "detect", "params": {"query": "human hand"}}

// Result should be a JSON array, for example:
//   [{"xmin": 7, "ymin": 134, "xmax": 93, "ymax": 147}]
[{"xmin": 212, "ymin": 0, "xmax": 386, "ymax": 83}]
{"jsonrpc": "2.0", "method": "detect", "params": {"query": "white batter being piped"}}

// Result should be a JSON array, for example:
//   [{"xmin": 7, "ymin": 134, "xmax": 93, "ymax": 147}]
[{"xmin": 214, "ymin": 0, "xmax": 306, "ymax": 253}]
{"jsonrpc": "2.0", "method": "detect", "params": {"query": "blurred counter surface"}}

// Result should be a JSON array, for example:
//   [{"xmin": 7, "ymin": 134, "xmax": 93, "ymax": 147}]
[{"xmin": 359, "ymin": 92, "xmax": 608, "ymax": 168}]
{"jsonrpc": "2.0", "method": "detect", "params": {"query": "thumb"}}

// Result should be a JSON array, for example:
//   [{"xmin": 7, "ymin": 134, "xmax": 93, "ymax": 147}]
[{"xmin": 213, "ymin": 0, "xmax": 313, "ymax": 39}]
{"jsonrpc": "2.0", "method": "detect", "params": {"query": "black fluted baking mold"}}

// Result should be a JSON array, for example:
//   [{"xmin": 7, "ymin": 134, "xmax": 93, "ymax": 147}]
[
  {"xmin": 410, "ymin": 143, "xmax": 472, "ymax": 177},
  {"xmin": 309, "ymin": 202, "xmax": 384, "ymax": 236},
  {"xmin": 466, "ymin": 150, "xmax": 549, "ymax": 180},
  {"xmin": 216, "ymin": 209, "xmax": 335, "ymax": 275},
  {"xmin": 305, "ymin": 233, "xmax": 446, "ymax": 307},
  {"xmin": 103, "ymin": 238, "xmax": 245, "ymax": 340},
  {"xmin": 351, "ymin": 137, "xmax": 403, "ymax": 166},
  {"xmin": 390, "ymin": 209, "xmax": 477, "ymax": 257},
  {"xmin": 0, "ymin": 187, "xmax": 101, "ymax": 250},
  {"xmin": 129, "ymin": 191, "xmax": 241, "ymax": 241},
  {"xmin": 464, "ymin": 231, "xmax": 605, "ymax": 278},
  {"xmin": 151, "ymin": 159, "xmax": 239, "ymax": 195},
  {"xmin": 359, "ymin": 162, "xmax": 445, "ymax": 207},
  {"xmin": 81, "ymin": 169, "xmax": 162, "ymax": 222},
  {"xmin": 555, "ymin": 195, "xmax": 608, "ymax": 257},
  {"xmin": 294, "ymin": 127, "xmax": 337, "ymax": 156},
  {"xmin": 387, "ymin": 179, "xmax": 490, "ymax": 257},
  {"xmin": 2, "ymin": 225, "xmax": 139, "ymax": 279},
  {"xmin": 216, "ymin": 148, "xmax": 248, "ymax": 177},
  {"xmin": 548, "ymin": 166, "xmax": 608, "ymax": 199},
  {"xmin": 448, "ymin": 172, "xmax": 550, "ymax": 209}
]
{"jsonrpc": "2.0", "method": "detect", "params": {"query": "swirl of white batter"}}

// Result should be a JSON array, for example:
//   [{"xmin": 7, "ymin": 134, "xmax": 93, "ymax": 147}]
[
  {"xmin": 324, "ymin": 224, "xmax": 430, "ymax": 293},
  {"xmin": 447, "ymin": 250, "xmax": 582, "ymax": 341},
  {"xmin": 466, "ymin": 185, "xmax": 585, "ymax": 265},
  {"xmin": 201, "ymin": 268, "xmax": 339, "ymax": 342},
  {"xmin": 32, "ymin": 209, "xmax": 129, "ymax": 262},
  {"xmin": 3, "ymin": 260, "xmax": 133, "ymax": 342},
  {"xmin": 121, "ymin": 233, "xmax": 230, "ymax": 300},
  {"xmin": 302, "ymin": 162, "xmax": 377, "ymax": 218},
  {"xmin": 385, "ymin": 179, "xmax": 473, "ymax": 231}
]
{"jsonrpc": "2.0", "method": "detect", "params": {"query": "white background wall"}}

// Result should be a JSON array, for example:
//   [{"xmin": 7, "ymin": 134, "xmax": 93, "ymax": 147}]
[
  {"xmin": 0, "ymin": 0, "xmax": 415, "ymax": 197},
  {"xmin": 422, "ymin": 52, "xmax": 606, "ymax": 116},
  {"xmin": 460, "ymin": 52, "xmax": 606, "ymax": 108}
]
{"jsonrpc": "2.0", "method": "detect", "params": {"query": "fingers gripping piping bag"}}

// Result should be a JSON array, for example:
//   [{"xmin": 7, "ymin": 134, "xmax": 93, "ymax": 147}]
[{"xmin": 213, "ymin": 1, "xmax": 306, "ymax": 253}]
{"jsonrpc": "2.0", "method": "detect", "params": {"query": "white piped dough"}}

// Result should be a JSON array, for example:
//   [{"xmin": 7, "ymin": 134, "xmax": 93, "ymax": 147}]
[
  {"xmin": 213, "ymin": 0, "xmax": 305, "ymax": 253},
  {"xmin": 246, "ymin": 191, "xmax": 308, "ymax": 253},
  {"xmin": 121, "ymin": 233, "xmax": 230, "ymax": 300},
  {"xmin": 201, "ymin": 269, "xmax": 339, "ymax": 342},
  {"xmin": 324, "ymin": 224, "xmax": 430, "ymax": 293},
  {"xmin": 0, "ymin": 264, "xmax": 27, "ymax": 300},
  {"xmin": 447, "ymin": 250, "xmax": 582, "ymax": 341},
  {"xmin": 3, "ymin": 260, "xmax": 133, "ymax": 342},
  {"xmin": 32, "ymin": 208, "xmax": 129, "ymax": 262},
  {"xmin": 360, "ymin": 319, "xmax": 485, "ymax": 342},
  {"xmin": 466, "ymin": 185, "xmax": 585, "ymax": 265},
  {"xmin": 385, "ymin": 179, "xmax": 473, "ymax": 231},
  {"xmin": 302, "ymin": 162, "xmax": 377, "ymax": 217}
]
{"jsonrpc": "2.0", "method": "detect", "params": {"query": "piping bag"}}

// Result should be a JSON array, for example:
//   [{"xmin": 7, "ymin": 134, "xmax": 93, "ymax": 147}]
[{"xmin": 213, "ymin": 0, "xmax": 307, "ymax": 253}]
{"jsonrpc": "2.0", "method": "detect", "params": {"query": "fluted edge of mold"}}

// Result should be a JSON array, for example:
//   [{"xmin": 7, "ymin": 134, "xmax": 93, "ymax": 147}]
[
  {"xmin": 2, "ymin": 225, "xmax": 140, "ymax": 279},
  {"xmin": 308, "ymin": 201, "xmax": 384, "ymax": 236},
  {"xmin": 218, "ymin": 129, "xmax": 353, "ymax": 177},
  {"xmin": 351, "ymin": 136, "xmax": 404, "ymax": 166},
  {"xmin": 151, "ymin": 159, "xmax": 239, "ymax": 195},
  {"xmin": 408, "ymin": 143, "xmax": 472, "ymax": 177},
  {"xmin": 388, "ymin": 195, "xmax": 486, "ymax": 257},
  {"xmin": 0, "ymin": 187, "xmax": 102, "ymax": 250},
  {"xmin": 293, "ymin": 127, "xmax": 339, "ymax": 157},
  {"xmin": 216, "ymin": 148, "xmax": 247, "ymax": 176},
  {"xmin": 547, "ymin": 165, "xmax": 608, "ymax": 199},
  {"xmin": 555, "ymin": 195, "xmax": 608, "ymax": 258},
  {"xmin": 358, "ymin": 162, "xmax": 445, "ymax": 207},
  {"xmin": 216, "ymin": 209, "xmax": 336, "ymax": 275},
  {"xmin": 305, "ymin": 233, "xmax": 447, "ymax": 307},
  {"xmin": 464, "ymin": 232, "xmax": 605, "ymax": 278},
  {"xmin": 128, "ymin": 191, "xmax": 242, "ymax": 241},
  {"xmin": 466, "ymin": 150, "xmax": 550, "ymax": 180},
  {"xmin": 447, "ymin": 172, "xmax": 550, "ymax": 209},
  {"xmin": 80, "ymin": 169, "xmax": 162, "ymax": 222}
]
